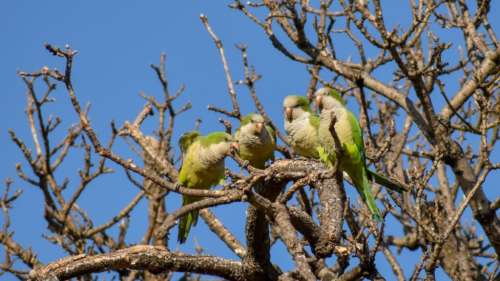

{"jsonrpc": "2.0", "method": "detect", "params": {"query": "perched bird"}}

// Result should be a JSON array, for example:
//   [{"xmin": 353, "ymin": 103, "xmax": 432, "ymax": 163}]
[
  {"xmin": 177, "ymin": 131, "xmax": 236, "ymax": 243},
  {"xmin": 235, "ymin": 113, "xmax": 276, "ymax": 169},
  {"xmin": 315, "ymin": 87, "xmax": 382, "ymax": 221},
  {"xmin": 313, "ymin": 89, "xmax": 407, "ymax": 194},
  {"xmin": 283, "ymin": 95, "xmax": 321, "ymax": 159}
]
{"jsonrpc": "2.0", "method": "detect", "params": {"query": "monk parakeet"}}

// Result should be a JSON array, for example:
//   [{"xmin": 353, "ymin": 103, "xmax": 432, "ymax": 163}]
[
  {"xmin": 283, "ymin": 95, "xmax": 321, "ymax": 159},
  {"xmin": 313, "ymin": 88, "xmax": 407, "ymax": 194},
  {"xmin": 235, "ymin": 113, "xmax": 276, "ymax": 169},
  {"xmin": 177, "ymin": 131, "xmax": 236, "ymax": 243},
  {"xmin": 315, "ymin": 88, "xmax": 382, "ymax": 221}
]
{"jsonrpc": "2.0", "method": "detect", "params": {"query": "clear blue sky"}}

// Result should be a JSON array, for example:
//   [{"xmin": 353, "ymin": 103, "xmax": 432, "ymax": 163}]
[{"xmin": 1, "ymin": 1, "xmax": 498, "ymax": 280}]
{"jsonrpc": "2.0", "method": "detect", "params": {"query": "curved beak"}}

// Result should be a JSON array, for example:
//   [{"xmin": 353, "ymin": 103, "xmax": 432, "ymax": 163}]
[
  {"xmin": 285, "ymin": 107, "xmax": 293, "ymax": 121},
  {"xmin": 315, "ymin": 95, "xmax": 323, "ymax": 112},
  {"xmin": 254, "ymin": 122, "xmax": 263, "ymax": 134}
]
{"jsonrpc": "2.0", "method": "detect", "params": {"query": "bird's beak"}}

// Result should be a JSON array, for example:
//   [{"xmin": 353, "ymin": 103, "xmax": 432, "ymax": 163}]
[
  {"xmin": 254, "ymin": 122, "xmax": 263, "ymax": 134},
  {"xmin": 315, "ymin": 95, "xmax": 323, "ymax": 111},
  {"xmin": 285, "ymin": 107, "xmax": 293, "ymax": 121}
]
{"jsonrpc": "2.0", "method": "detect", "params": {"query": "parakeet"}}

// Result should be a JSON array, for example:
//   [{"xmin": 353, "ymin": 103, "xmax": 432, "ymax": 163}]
[
  {"xmin": 283, "ymin": 95, "xmax": 322, "ymax": 159},
  {"xmin": 313, "ymin": 89, "xmax": 407, "ymax": 194},
  {"xmin": 177, "ymin": 131, "xmax": 235, "ymax": 243},
  {"xmin": 315, "ymin": 87, "xmax": 382, "ymax": 221},
  {"xmin": 235, "ymin": 113, "xmax": 276, "ymax": 169}
]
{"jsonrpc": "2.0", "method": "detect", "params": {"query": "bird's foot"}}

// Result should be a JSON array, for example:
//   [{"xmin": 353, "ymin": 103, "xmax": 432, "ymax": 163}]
[{"xmin": 173, "ymin": 182, "xmax": 182, "ymax": 191}]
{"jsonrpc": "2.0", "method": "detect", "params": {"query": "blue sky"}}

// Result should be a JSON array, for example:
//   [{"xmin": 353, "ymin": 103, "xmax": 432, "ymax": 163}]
[{"xmin": 1, "ymin": 1, "xmax": 498, "ymax": 280}]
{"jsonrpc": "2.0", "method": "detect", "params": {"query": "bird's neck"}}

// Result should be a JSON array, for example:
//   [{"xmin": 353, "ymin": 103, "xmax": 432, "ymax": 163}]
[
  {"xmin": 291, "ymin": 111, "xmax": 312, "ymax": 124},
  {"xmin": 286, "ymin": 113, "xmax": 313, "ymax": 136}
]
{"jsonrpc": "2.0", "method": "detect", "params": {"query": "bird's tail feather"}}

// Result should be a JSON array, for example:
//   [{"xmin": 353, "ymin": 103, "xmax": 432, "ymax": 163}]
[
  {"xmin": 367, "ymin": 169, "xmax": 407, "ymax": 194},
  {"xmin": 354, "ymin": 171, "xmax": 382, "ymax": 222},
  {"xmin": 178, "ymin": 196, "xmax": 200, "ymax": 244},
  {"xmin": 363, "ymin": 187, "xmax": 382, "ymax": 222}
]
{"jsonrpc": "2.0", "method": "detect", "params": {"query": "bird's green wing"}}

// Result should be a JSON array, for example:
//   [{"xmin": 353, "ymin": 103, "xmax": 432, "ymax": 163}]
[
  {"xmin": 177, "ymin": 142, "xmax": 200, "ymax": 243},
  {"xmin": 178, "ymin": 196, "xmax": 200, "ymax": 243},
  {"xmin": 308, "ymin": 114, "xmax": 320, "ymax": 130},
  {"xmin": 345, "ymin": 110, "xmax": 382, "ymax": 221},
  {"xmin": 266, "ymin": 124, "xmax": 276, "ymax": 142},
  {"xmin": 346, "ymin": 110, "xmax": 407, "ymax": 194},
  {"xmin": 346, "ymin": 111, "xmax": 365, "ymax": 163},
  {"xmin": 317, "ymin": 146, "xmax": 334, "ymax": 167}
]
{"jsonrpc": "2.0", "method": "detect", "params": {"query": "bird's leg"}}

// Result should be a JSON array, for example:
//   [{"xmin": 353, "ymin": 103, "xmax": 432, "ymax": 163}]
[{"xmin": 173, "ymin": 182, "xmax": 182, "ymax": 191}]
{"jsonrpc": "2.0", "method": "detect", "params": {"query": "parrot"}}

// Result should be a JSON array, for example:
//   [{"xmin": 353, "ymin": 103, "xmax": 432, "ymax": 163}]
[
  {"xmin": 313, "ymin": 88, "xmax": 407, "ymax": 194},
  {"xmin": 315, "ymin": 87, "xmax": 383, "ymax": 221},
  {"xmin": 283, "ymin": 95, "xmax": 322, "ymax": 159},
  {"xmin": 177, "ymin": 131, "xmax": 236, "ymax": 243},
  {"xmin": 235, "ymin": 113, "xmax": 276, "ymax": 169}
]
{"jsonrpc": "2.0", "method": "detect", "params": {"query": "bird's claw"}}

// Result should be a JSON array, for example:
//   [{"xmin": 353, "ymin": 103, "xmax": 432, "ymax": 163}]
[{"xmin": 174, "ymin": 182, "xmax": 182, "ymax": 191}]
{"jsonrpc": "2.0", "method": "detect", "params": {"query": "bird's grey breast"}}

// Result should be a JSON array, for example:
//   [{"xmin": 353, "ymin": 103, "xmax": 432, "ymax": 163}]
[
  {"xmin": 239, "ymin": 126, "xmax": 270, "ymax": 147},
  {"xmin": 199, "ymin": 143, "xmax": 227, "ymax": 167},
  {"xmin": 320, "ymin": 107, "xmax": 351, "ymax": 144},
  {"xmin": 286, "ymin": 115, "xmax": 315, "ymax": 144}
]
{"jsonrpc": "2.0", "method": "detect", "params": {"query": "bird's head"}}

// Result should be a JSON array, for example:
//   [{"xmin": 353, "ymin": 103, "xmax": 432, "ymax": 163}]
[
  {"xmin": 283, "ymin": 95, "xmax": 311, "ymax": 122},
  {"xmin": 314, "ymin": 87, "xmax": 345, "ymax": 112},
  {"xmin": 240, "ymin": 113, "xmax": 266, "ymax": 136}
]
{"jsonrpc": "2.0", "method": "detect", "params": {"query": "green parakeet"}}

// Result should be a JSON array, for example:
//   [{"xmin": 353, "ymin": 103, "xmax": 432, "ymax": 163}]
[
  {"xmin": 177, "ymin": 131, "xmax": 235, "ymax": 243},
  {"xmin": 315, "ymin": 88, "xmax": 382, "ymax": 221},
  {"xmin": 283, "ymin": 95, "xmax": 321, "ymax": 159},
  {"xmin": 235, "ymin": 113, "xmax": 276, "ymax": 169},
  {"xmin": 314, "ymin": 89, "xmax": 407, "ymax": 194}
]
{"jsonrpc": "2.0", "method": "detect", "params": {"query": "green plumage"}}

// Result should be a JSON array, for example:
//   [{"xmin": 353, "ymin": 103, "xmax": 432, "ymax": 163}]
[
  {"xmin": 200, "ymin": 131, "xmax": 233, "ymax": 147},
  {"xmin": 177, "ymin": 131, "xmax": 233, "ymax": 243},
  {"xmin": 292, "ymin": 95, "xmax": 313, "ymax": 112},
  {"xmin": 308, "ymin": 114, "xmax": 320, "ymax": 130},
  {"xmin": 367, "ymin": 170, "xmax": 407, "ymax": 193},
  {"xmin": 325, "ymin": 88, "xmax": 345, "ymax": 105},
  {"xmin": 316, "ymin": 88, "xmax": 382, "ymax": 221},
  {"xmin": 179, "ymin": 131, "xmax": 201, "ymax": 153}
]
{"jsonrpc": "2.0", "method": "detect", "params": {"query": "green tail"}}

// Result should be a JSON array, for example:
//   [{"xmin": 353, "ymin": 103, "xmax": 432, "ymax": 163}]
[
  {"xmin": 367, "ymin": 169, "xmax": 407, "ymax": 194},
  {"xmin": 352, "ymin": 169, "xmax": 382, "ymax": 222},
  {"xmin": 177, "ymin": 196, "xmax": 199, "ymax": 244}
]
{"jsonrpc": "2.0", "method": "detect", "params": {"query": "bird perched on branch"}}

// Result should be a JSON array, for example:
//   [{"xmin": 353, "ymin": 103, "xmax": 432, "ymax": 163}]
[
  {"xmin": 235, "ymin": 113, "xmax": 276, "ymax": 169},
  {"xmin": 314, "ymin": 88, "xmax": 407, "ymax": 194},
  {"xmin": 283, "ymin": 95, "xmax": 322, "ymax": 159},
  {"xmin": 315, "ymin": 87, "xmax": 383, "ymax": 221},
  {"xmin": 177, "ymin": 131, "xmax": 236, "ymax": 243}
]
